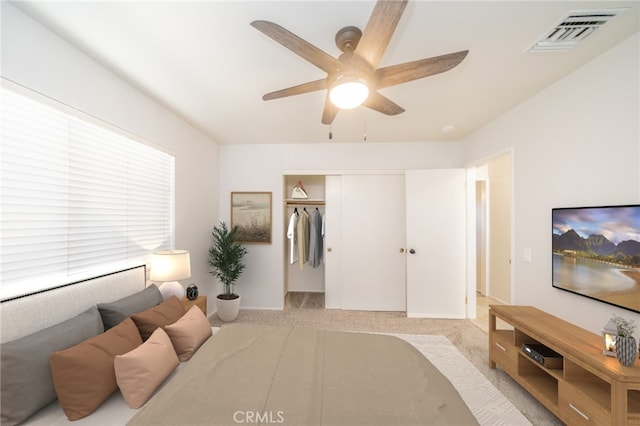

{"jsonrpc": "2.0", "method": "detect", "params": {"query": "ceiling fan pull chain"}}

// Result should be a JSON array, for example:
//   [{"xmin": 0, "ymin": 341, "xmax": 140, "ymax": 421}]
[
  {"xmin": 329, "ymin": 103, "xmax": 334, "ymax": 140},
  {"xmin": 363, "ymin": 110, "xmax": 367, "ymax": 141}
]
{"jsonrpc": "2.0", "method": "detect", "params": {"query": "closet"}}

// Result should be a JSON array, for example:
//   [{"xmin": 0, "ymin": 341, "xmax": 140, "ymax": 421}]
[
  {"xmin": 283, "ymin": 175, "xmax": 326, "ymax": 296},
  {"xmin": 283, "ymin": 170, "xmax": 468, "ymax": 318}
]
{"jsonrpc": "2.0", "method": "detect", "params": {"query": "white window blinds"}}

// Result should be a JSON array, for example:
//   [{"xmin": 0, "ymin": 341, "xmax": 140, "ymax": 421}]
[{"xmin": 1, "ymin": 87, "xmax": 174, "ymax": 299}]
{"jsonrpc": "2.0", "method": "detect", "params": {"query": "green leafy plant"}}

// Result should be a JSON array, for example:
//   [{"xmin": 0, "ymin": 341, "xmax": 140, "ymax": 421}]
[
  {"xmin": 208, "ymin": 221, "xmax": 248, "ymax": 300},
  {"xmin": 611, "ymin": 314, "xmax": 636, "ymax": 337}
]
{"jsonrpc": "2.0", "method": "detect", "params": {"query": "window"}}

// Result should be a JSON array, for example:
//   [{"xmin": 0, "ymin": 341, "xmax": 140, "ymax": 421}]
[{"xmin": 1, "ymin": 86, "xmax": 174, "ymax": 299}]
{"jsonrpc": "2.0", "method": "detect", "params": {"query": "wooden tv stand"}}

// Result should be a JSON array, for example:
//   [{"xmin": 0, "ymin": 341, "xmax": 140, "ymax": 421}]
[{"xmin": 489, "ymin": 305, "xmax": 640, "ymax": 425}]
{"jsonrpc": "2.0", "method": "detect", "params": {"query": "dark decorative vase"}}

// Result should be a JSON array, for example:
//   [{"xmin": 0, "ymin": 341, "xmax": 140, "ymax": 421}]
[{"xmin": 615, "ymin": 336, "xmax": 638, "ymax": 367}]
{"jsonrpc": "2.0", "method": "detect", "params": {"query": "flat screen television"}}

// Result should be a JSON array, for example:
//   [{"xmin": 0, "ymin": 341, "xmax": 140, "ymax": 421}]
[{"xmin": 552, "ymin": 204, "xmax": 640, "ymax": 314}]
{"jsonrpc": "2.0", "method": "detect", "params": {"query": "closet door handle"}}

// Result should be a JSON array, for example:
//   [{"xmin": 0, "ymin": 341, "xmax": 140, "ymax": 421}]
[
  {"xmin": 409, "ymin": 249, "xmax": 416, "ymax": 254},
  {"xmin": 399, "ymin": 248, "xmax": 405, "ymax": 253}
]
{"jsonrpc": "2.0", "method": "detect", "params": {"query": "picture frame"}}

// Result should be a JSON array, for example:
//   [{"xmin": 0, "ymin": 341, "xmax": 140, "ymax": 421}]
[{"xmin": 231, "ymin": 192, "xmax": 272, "ymax": 244}]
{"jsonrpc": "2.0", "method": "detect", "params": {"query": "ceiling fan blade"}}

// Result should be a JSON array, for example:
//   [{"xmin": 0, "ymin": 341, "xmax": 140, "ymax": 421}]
[
  {"xmin": 251, "ymin": 20, "xmax": 341, "ymax": 73},
  {"xmin": 355, "ymin": 0, "xmax": 408, "ymax": 69},
  {"xmin": 363, "ymin": 91, "xmax": 405, "ymax": 116},
  {"xmin": 263, "ymin": 79, "xmax": 327, "ymax": 101},
  {"xmin": 375, "ymin": 50, "xmax": 469, "ymax": 89},
  {"xmin": 322, "ymin": 94, "xmax": 339, "ymax": 125}
]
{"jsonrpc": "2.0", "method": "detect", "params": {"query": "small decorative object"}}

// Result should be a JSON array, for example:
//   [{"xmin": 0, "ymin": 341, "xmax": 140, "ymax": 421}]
[
  {"xmin": 291, "ymin": 180, "xmax": 308, "ymax": 199},
  {"xmin": 602, "ymin": 319, "xmax": 618, "ymax": 356},
  {"xmin": 610, "ymin": 314, "xmax": 637, "ymax": 367},
  {"xmin": 617, "ymin": 336, "xmax": 638, "ymax": 367},
  {"xmin": 186, "ymin": 284, "xmax": 199, "ymax": 301},
  {"xmin": 209, "ymin": 221, "xmax": 248, "ymax": 322}
]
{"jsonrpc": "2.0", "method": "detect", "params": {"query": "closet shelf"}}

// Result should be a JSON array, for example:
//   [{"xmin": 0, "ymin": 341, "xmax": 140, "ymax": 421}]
[{"xmin": 284, "ymin": 199, "xmax": 325, "ymax": 206}]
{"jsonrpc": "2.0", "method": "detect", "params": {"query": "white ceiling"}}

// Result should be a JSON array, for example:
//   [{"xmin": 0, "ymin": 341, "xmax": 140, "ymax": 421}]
[{"xmin": 13, "ymin": 1, "xmax": 640, "ymax": 145}]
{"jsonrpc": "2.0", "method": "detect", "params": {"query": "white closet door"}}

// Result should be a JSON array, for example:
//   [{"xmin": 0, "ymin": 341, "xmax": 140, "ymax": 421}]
[
  {"xmin": 324, "ymin": 175, "xmax": 342, "ymax": 309},
  {"xmin": 406, "ymin": 169, "xmax": 467, "ymax": 318},
  {"xmin": 339, "ymin": 174, "xmax": 406, "ymax": 311}
]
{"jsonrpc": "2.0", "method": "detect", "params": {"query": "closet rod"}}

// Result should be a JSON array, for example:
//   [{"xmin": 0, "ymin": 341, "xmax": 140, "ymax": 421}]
[{"xmin": 284, "ymin": 199, "xmax": 325, "ymax": 206}]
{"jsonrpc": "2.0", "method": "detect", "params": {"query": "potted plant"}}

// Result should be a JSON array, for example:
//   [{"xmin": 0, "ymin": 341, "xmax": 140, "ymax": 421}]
[
  {"xmin": 208, "ymin": 221, "xmax": 248, "ymax": 322},
  {"xmin": 611, "ymin": 314, "xmax": 637, "ymax": 367}
]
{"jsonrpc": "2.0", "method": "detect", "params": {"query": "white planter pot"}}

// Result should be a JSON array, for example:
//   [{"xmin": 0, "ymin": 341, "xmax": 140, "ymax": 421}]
[{"xmin": 216, "ymin": 295, "xmax": 241, "ymax": 322}]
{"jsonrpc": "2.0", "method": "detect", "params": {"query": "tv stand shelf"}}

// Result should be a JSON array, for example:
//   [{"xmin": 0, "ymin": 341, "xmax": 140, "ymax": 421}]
[{"xmin": 489, "ymin": 305, "xmax": 640, "ymax": 425}]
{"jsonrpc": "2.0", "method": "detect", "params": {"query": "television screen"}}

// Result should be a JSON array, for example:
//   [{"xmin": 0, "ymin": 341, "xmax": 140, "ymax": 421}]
[{"xmin": 552, "ymin": 204, "xmax": 640, "ymax": 313}]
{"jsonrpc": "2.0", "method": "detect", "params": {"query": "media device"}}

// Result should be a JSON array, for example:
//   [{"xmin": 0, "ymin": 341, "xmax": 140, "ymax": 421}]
[
  {"xmin": 522, "ymin": 343, "xmax": 563, "ymax": 369},
  {"xmin": 552, "ymin": 204, "xmax": 640, "ymax": 314}
]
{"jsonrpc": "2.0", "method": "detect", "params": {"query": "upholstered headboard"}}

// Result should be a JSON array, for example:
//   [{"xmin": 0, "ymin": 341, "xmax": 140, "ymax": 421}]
[{"xmin": 0, "ymin": 265, "xmax": 146, "ymax": 343}]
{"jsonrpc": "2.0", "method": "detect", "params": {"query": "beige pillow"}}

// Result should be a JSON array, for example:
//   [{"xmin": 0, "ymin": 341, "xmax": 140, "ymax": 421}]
[
  {"xmin": 130, "ymin": 296, "xmax": 186, "ymax": 340},
  {"xmin": 49, "ymin": 318, "xmax": 142, "ymax": 420},
  {"xmin": 114, "ymin": 328, "xmax": 179, "ymax": 408},
  {"xmin": 164, "ymin": 305, "xmax": 213, "ymax": 361}
]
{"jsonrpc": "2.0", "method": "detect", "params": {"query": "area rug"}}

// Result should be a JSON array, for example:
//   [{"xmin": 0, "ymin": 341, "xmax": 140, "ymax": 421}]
[{"xmin": 391, "ymin": 333, "xmax": 531, "ymax": 426}]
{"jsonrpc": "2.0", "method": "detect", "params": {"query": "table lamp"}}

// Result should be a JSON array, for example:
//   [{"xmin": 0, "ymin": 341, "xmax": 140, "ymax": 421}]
[{"xmin": 150, "ymin": 250, "xmax": 191, "ymax": 300}]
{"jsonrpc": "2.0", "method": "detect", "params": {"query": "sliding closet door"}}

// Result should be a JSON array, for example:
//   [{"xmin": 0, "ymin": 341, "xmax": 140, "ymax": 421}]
[
  {"xmin": 324, "ymin": 175, "xmax": 342, "ymax": 309},
  {"xmin": 339, "ymin": 174, "xmax": 406, "ymax": 311},
  {"xmin": 405, "ymin": 169, "xmax": 467, "ymax": 318}
]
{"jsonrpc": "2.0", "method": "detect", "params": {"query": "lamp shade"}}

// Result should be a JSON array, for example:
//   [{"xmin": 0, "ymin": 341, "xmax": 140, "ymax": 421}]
[
  {"xmin": 329, "ymin": 74, "xmax": 369, "ymax": 110},
  {"xmin": 150, "ymin": 250, "xmax": 191, "ymax": 282},
  {"xmin": 150, "ymin": 250, "xmax": 191, "ymax": 300}
]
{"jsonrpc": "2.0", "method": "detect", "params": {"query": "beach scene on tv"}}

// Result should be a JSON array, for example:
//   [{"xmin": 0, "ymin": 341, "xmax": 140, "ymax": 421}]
[{"xmin": 552, "ymin": 205, "xmax": 640, "ymax": 313}]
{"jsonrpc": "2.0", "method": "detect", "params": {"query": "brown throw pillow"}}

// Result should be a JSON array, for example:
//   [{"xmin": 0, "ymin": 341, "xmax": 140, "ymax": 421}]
[
  {"xmin": 130, "ymin": 296, "xmax": 186, "ymax": 341},
  {"xmin": 114, "ymin": 328, "xmax": 180, "ymax": 408},
  {"xmin": 164, "ymin": 305, "xmax": 212, "ymax": 361},
  {"xmin": 49, "ymin": 318, "xmax": 142, "ymax": 421}
]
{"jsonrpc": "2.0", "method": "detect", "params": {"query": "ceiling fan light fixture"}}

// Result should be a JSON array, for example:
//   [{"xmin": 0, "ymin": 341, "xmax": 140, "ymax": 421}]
[{"xmin": 329, "ymin": 74, "xmax": 369, "ymax": 110}]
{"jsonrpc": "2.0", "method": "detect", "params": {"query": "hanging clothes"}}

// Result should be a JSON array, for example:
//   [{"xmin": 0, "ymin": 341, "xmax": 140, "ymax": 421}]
[
  {"xmin": 296, "ymin": 208, "xmax": 310, "ymax": 270},
  {"xmin": 321, "ymin": 213, "xmax": 326, "ymax": 265},
  {"xmin": 308, "ymin": 208, "xmax": 323, "ymax": 268},
  {"xmin": 287, "ymin": 209, "xmax": 299, "ymax": 264}
]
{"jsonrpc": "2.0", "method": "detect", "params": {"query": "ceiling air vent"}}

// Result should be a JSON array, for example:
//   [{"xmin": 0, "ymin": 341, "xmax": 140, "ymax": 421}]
[{"xmin": 529, "ymin": 8, "xmax": 629, "ymax": 52}]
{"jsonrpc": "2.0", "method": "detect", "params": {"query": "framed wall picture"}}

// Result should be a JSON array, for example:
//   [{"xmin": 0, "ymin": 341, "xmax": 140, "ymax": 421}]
[{"xmin": 231, "ymin": 192, "xmax": 272, "ymax": 244}]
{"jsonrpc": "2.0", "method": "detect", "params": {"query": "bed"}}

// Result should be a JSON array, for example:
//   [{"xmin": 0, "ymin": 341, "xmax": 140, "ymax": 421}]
[{"xmin": 1, "ymin": 266, "xmax": 479, "ymax": 426}]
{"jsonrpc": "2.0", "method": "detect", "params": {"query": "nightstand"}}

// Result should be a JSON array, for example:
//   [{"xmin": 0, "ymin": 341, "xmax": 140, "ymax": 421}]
[{"xmin": 181, "ymin": 296, "xmax": 207, "ymax": 315}]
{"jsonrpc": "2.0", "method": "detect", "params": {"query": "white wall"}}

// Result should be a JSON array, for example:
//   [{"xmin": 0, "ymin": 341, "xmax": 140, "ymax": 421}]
[
  {"xmin": 464, "ymin": 33, "xmax": 640, "ymax": 334},
  {"xmin": 219, "ymin": 142, "xmax": 464, "ymax": 309},
  {"xmin": 1, "ymin": 3, "xmax": 220, "ymax": 306}
]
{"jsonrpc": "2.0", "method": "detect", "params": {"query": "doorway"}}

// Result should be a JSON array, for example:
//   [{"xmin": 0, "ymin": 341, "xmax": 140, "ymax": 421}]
[
  {"xmin": 476, "ymin": 179, "xmax": 487, "ymax": 296},
  {"xmin": 474, "ymin": 151, "xmax": 512, "ymax": 305}
]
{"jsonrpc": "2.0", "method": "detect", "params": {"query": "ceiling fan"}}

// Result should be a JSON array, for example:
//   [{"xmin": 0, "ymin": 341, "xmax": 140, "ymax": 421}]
[{"xmin": 251, "ymin": 0, "xmax": 469, "ymax": 125}]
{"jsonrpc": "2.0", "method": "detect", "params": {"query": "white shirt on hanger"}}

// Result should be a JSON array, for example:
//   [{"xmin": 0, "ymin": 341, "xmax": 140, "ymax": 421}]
[{"xmin": 287, "ymin": 211, "xmax": 299, "ymax": 264}]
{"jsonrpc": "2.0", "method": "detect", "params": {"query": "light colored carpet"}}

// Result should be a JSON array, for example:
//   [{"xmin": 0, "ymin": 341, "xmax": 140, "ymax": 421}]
[
  {"xmin": 393, "ymin": 333, "xmax": 530, "ymax": 425},
  {"xmin": 210, "ymin": 292, "xmax": 562, "ymax": 426}
]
